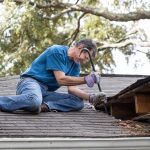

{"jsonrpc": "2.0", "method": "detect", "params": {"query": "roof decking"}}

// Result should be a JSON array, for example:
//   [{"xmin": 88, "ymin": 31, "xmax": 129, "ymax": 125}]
[{"xmin": 0, "ymin": 75, "xmax": 149, "ymax": 138}]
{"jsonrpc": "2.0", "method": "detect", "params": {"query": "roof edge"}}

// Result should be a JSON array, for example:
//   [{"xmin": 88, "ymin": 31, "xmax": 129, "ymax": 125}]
[{"xmin": 0, "ymin": 137, "xmax": 149, "ymax": 150}]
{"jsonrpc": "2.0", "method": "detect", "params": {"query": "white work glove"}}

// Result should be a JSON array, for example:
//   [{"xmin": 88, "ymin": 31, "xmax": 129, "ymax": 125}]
[
  {"xmin": 84, "ymin": 71, "xmax": 100, "ymax": 87},
  {"xmin": 89, "ymin": 92, "xmax": 107, "ymax": 107}
]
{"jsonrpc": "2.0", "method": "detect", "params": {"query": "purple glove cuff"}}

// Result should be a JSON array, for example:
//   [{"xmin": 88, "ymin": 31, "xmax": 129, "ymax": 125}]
[
  {"xmin": 84, "ymin": 74, "xmax": 96, "ymax": 87},
  {"xmin": 89, "ymin": 93, "xmax": 96, "ymax": 104}
]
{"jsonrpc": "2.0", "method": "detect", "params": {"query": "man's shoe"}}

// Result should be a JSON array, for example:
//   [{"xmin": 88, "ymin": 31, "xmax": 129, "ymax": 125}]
[{"xmin": 41, "ymin": 103, "xmax": 49, "ymax": 112}]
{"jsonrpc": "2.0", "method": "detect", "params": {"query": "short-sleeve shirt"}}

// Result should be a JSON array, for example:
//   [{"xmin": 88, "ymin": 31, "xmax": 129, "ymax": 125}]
[{"xmin": 21, "ymin": 45, "xmax": 80, "ymax": 91}]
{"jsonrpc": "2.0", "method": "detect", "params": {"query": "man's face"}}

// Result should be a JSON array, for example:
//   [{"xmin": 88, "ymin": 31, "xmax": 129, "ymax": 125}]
[{"xmin": 75, "ymin": 47, "xmax": 93, "ymax": 64}]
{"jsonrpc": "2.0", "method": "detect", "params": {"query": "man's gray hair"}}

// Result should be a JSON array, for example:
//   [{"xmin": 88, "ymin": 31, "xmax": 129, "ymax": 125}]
[{"xmin": 75, "ymin": 39, "xmax": 97, "ymax": 57}]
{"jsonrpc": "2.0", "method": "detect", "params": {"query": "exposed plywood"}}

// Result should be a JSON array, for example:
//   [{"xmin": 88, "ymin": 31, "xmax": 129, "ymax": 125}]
[
  {"xmin": 135, "ymin": 94, "xmax": 150, "ymax": 113},
  {"xmin": 111, "ymin": 103, "xmax": 136, "ymax": 119}
]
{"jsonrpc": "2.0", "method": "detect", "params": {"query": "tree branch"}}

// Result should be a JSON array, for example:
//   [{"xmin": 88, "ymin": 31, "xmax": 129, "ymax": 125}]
[
  {"xmin": 75, "ymin": 0, "xmax": 80, "ymax": 4},
  {"xmin": 68, "ymin": 13, "xmax": 86, "ymax": 45},
  {"xmin": 98, "ymin": 40, "xmax": 150, "ymax": 51},
  {"xmin": 43, "ymin": 8, "xmax": 73, "ymax": 21},
  {"xmin": 1, "ymin": 0, "xmax": 150, "ymax": 21},
  {"xmin": 116, "ymin": 29, "xmax": 138, "ymax": 43},
  {"xmin": 61, "ymin": 13, "xmax": 86, "ymax": 45}
]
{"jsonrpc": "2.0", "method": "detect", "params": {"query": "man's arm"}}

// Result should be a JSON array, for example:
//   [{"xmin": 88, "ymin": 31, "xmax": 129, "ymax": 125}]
[
  {"xmin": 68, "ymin": 86, "xmax": 90, "ymax": 101},
  {"xmin": 54, "ymin": 70, "xmax": 90, "ymax": 101},
  {"xmin": 54, "ymin": 70, "xmax": 86, "ymax": 86},
  {"xmin": 54, "ymin": 70, "xmax": 106, "ymax": 104}
]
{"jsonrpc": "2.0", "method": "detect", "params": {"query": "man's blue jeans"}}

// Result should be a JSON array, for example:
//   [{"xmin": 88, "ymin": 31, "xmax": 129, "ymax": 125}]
[{"xmin": 0, "ymin": 77, "xmax": 84, "ymax": 113}]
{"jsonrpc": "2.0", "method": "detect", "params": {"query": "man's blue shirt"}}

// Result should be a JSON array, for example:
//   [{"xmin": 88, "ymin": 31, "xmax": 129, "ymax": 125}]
[{"xmin": 21, "ymin": 45, "xmax": 80, "ymax": 91}]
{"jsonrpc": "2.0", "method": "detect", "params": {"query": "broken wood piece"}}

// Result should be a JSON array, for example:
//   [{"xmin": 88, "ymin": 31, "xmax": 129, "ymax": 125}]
[{"xmin": 135, "ymin": 94, "xmax": 150, "ymax": 113}]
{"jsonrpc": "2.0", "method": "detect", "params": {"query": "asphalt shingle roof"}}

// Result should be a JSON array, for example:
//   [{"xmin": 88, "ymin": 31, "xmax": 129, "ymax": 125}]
[{"xmin": 0, "ymin": 75, "xmax": 149, "ymax": 138}]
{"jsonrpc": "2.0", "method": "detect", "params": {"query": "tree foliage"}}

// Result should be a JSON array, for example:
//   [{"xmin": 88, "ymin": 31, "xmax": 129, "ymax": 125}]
[{"xmin": 0, "ymin": 0, "xmax": 150, "ymax": 76}]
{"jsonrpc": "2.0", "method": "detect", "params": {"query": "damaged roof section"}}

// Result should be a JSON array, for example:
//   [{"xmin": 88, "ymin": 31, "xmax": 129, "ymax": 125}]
[{"xmin": 96, "ymin": 76, "xmax": 150, "ymax": 121}]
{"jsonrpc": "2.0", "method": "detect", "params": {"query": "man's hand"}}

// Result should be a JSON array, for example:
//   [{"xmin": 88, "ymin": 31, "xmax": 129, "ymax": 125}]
[
  {"xmin": 84, "ymin": 72, "xmax": 100, "ymax": 87},
  {"xmin": 89, "ymin": 92, "xmax": 107, "ymax": 107}
]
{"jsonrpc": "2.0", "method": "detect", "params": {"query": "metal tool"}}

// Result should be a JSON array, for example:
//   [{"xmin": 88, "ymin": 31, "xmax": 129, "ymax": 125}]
[{"xmin": 80, "ymin": 48, "xmax": 108, "ymax": 114}]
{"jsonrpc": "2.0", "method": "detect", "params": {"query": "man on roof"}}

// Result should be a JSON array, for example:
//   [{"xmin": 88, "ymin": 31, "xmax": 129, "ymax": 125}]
[{"xmin": 0, "ymin": 39, "xmax": 105, "ymax": 114}]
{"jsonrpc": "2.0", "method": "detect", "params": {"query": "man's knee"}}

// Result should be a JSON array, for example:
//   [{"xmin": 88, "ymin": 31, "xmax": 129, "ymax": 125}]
[
  {"xmin": 27, "ymin": 93, "xmax": 42, "ymax": 111},
  {"xmin": 75, "ymin": 99, "xmax": 84, "ymax": 110}
]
